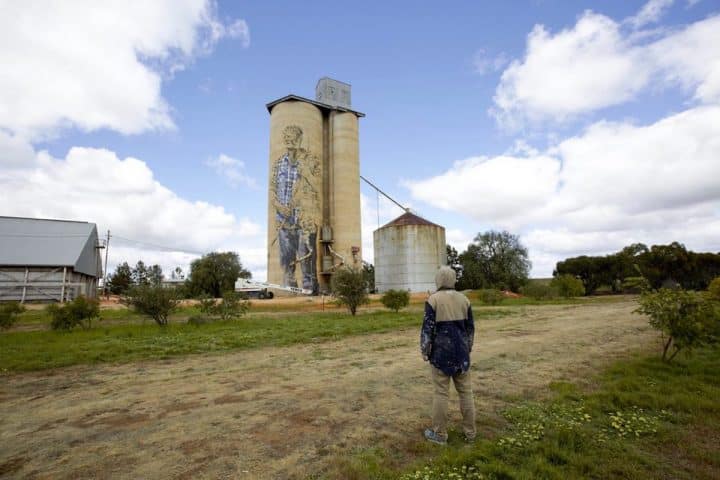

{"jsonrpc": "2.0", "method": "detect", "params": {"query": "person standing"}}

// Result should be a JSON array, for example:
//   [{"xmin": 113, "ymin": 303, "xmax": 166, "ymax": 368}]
[{"xmin": 420, "ymin": 266, "xmax": 476, "ymax": 444}]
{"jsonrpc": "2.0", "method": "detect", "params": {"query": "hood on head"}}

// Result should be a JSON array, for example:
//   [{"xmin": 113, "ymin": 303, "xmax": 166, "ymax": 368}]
[{"xmin": 435, "ymin": 266, "xmax": 456, "ymax": 290}]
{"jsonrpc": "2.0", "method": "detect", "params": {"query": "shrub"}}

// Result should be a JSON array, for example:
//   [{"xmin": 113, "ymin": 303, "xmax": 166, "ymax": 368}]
[
  {"xmin": 381, "ymin": 289, "xmax": 410, "ymax": 312},
  {"xmin": 520, "ymin": 283, "xmax": 559, "ymax": 300},
  {"xmin": 47, "ymin": 296, "xmax": 100, "ymax": 330},
  {"xmin": 478, "ymin": 289, "xmax": 505, "ymax": 305},
  {"xmin": 635, "ymin": 288, "xmax": 719, "ymax": 362},
  {"xmin": 0, "ymin": 302, "xmax": 26, "ymax": 330},
  {"xmin": 331, "ymin": 266, "xmax": 369, "ymax": 316},
  {"xmin": 199, "ymin": 291, "xmax": 250, "ymax": 321},
  {"xmin": 125, "ymin": 284, "xmax": 179, "ymax": 326},
  {"xmin": 550, "ymin": 275, "xmax": 585, "ymax": 298},
  {"xmin": 708, "ymin": 276, "xmax": 720, "ymax": 301}
]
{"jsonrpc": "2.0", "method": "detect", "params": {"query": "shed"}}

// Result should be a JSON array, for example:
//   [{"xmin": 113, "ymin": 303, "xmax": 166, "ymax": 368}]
[{"xmin": 0, "ymin": 216, "xmax": 103, "ymax": 303}]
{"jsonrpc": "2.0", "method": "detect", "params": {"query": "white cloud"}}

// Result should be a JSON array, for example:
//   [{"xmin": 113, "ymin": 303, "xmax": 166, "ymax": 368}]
[
  {"xmin": 404, "ymin": 154, "xmax": 560, "ymax": 225},
  {"xmin": 205, "ymin": 154, "xmax": 258, "ymax": 189},
  {"xmin": 473, "ymin": 49, "xmax": 509, "ymax": 75},
  {"xmin": 0, "ymin": 133, "xmax": 266, "ymax": 279},
  {"xmin": 626, "ymin": 0, "xmax": 675, "ymax": 29},
  {"xmin": 405, "ymin": 104, "xmax": 720, "ymax": 276},
  {"xmin": 491, "ymin": 11, "xmax": 720, "ymax": 127},
  {"xmin": 0, "ymin": 1, "xmax": 249, "ymax": 139}
]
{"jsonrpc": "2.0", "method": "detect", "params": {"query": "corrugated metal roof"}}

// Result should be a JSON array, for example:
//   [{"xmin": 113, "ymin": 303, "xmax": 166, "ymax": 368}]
[
  {"xmin": 0, "ymin": 216, "xmax": 101, "ymax": 277},
  {"xmin": 266, "ymin": 94, "xmax": 365, "ymax": 117},
  {"xmin": 380, "ymin": 212, "xmax": 442, "ymax": 228}
]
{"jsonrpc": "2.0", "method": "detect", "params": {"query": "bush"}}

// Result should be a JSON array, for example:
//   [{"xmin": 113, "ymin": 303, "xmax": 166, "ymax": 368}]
[
  {"xmin": 198, "ymin": 290, "xmax": 250, "ymax": 321},
  {"xmin": 550, "ymin": 275, "xmax": 585, "ymax": 298},
  {"xmin": 708, "ymin": 276, "xmax": 720, "ymax": 301},
  {"xmin": 47, "ymin": 296, "xmax": 100, "ymax": 330},
  {"xmin": 381, "ymin": 289, "xmax": 410, "ymax": 312},
  {"xmin": 520, "ymin": 283, "xmax": 559, "ymax": 300},
  {"xmin": 635, "ymin": 288, "xmax": 719, "ymax": 362},
  {"xmin": 478, "ymin": 289, "xmax": 505, "ymax": 305},
  {"xmin": 0, "ymin": 302, "xmax": 26, "ymax": 330},
  {"xmin": 331, "ymin": 266, "xmax": 369, "ymax": 316},
  {"xmin": 125, "ymin": 284, "xmax": 179, "ymax": 326}
]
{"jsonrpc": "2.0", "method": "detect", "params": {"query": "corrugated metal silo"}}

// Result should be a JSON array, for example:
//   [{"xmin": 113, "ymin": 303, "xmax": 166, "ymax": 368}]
[{"xmin": 373, "ymin": 212, "xmax": 446, "ymax": 293}]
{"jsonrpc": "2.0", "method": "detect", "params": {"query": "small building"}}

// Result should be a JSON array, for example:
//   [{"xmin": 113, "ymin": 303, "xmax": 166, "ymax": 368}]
[
  {"xmin": 0, "ymin": 216, "xmax": 103, "ymax": 303},
  {"xmin": 373, "ymin": 212, "xmax": 446, "ymax": 293}
]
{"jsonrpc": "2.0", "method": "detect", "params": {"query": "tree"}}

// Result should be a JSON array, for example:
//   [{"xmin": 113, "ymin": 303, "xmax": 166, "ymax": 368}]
[
  {"xmin": 198, "ymin": 290, "xmax": 250, "ymax": 321},
  {"xmin": 125, "ymin": 284, "xmax": 180, "ymax": 326},
  {"xmin": 0, "ymin": 302, "xmax": 25, "ymax": 330},
  {"xmin": 550, "ymin": 274, "xmax": 585, "ymax": 298},
  {"xmin": 639, "ymin": 242, "xmax": 693, "ymax": 289},
  {"xmin": 555, "ymin": 255, "xmax": 608, "ymax": 295},
  {"xmin": 636, "ymin": 288, "xmax": 718, "ymax": 362},
  {"xmin": 148, "ymin": 264, "xmax": 163, "ymax": 285},
  {"xmin": 331, "ymin": 266, "xmax": 369, "ymax": 316},
  {"xmin": 381, "ymin": 289, "xmax": 410, "ymax": 312},
  {"xmin": 132, "ymin": 260, "xmax": 150, "ymax": 286},
  {"xmin": 362, "ymin": 262, "xmax": 376, "ymax": 293},
  {"xmin": 187, "ymin": 252, "xmax": 250, "ymax": 298},
  {"xmin": 47, "ymin": 296, "xmax": 100, "ymax": 330},
  {"xmin": 108, "ymin": 262, "xmax": 133, "ymax": 294},
  {"xmin": 461, "ymin": 231, "xmax": 530, "ymax": 292},
  {"xmin": 446, "ymin": 245, "xmax": 462, "ymax": 279},
  {"xmin": 456, "ymin": 252, "xmax": 485, "ymax": 290}
]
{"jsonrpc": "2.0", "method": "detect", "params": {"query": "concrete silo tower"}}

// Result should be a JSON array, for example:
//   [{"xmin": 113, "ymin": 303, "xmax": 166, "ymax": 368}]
[{"xmin": 266, "ymin": 78, "xmax": 364, "ymax": 293}]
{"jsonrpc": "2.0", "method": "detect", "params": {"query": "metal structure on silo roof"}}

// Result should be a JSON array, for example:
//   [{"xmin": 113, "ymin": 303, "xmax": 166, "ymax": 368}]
[
  {"xmin": 265, "ymin": 79, "xmax": 364, "ymax": 294},
  {"xmin": 374, "ymin": 212, "xmax": 447, "ymax": 293}
]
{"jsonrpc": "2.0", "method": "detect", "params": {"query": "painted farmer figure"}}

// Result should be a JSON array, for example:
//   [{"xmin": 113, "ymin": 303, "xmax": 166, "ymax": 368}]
[
  {"xmin": 271, "ymin": 125, "xmax": 321, "ymax": 292},
  {"xmin": 420, "ymin": 266, "xmax": 476, "ymax": 444}
]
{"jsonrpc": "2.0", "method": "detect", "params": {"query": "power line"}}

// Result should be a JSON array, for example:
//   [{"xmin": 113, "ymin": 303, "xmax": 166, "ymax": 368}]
[
  {"xmin": 110, "ymin": 234, "xmax": 205, "ymax": 256},
  {"xmin": 359, "ymin": 175, "xmax": 409, "ymax": 213}
]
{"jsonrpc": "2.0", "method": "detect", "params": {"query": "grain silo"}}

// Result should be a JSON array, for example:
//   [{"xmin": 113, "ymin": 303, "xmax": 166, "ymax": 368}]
[
  {"xmin": 373, "ymin": 212, "xmax": 446, "ymax": 293},
  {"xmin": 266, "ymin": 78, "xmax": 364, "ymax": 294}
]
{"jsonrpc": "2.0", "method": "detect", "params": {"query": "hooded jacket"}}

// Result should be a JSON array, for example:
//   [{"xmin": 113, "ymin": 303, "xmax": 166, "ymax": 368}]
[{"xmin": 420, "ymin": 267, "xmax": 475, "ymax": 376}]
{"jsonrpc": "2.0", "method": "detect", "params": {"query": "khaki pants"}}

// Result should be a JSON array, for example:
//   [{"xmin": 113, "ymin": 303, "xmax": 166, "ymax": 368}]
[{"xmin": 431, "ymin": 365, "xmax": 476, "ymax": 440}]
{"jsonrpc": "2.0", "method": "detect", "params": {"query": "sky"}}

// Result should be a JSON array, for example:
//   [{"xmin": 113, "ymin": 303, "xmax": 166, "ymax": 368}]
[{"xmin": 1, "ymin": 0, "xmax": 719, "ymax": 281}]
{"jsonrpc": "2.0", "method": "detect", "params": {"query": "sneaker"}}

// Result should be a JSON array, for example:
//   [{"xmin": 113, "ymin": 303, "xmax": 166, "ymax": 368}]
[
  {"xmin": 424, "ymin": 429, "xmax": 447, "ymax": 445},
  {"xmin": 463, "ymin": 434, "xmax": 476, "ymax": 444}
]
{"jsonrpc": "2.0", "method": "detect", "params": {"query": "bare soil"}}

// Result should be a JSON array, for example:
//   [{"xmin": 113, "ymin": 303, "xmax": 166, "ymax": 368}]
[{"xmin": 0, "ymin": 299, "xmax": 658, "ymax": 479}]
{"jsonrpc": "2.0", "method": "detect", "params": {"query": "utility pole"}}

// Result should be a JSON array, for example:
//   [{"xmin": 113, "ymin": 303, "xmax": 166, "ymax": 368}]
[{"xmin": 103, "ymin": 230, "xmax": 110, "ymax": 293}]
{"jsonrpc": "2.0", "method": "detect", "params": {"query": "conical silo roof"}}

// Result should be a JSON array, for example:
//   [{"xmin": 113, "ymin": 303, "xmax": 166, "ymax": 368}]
[{"xmin": 379, "ymin": 211, "xmax": 441, "ymax": 229}]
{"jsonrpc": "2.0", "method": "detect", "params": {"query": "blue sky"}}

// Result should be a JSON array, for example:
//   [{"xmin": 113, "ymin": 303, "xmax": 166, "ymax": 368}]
[{"xmin": 2, "ymin": 0, "xmax": 719, "ymax": 280}]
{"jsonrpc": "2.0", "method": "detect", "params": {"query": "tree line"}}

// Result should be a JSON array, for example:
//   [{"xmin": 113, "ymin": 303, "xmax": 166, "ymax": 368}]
[
  {"xmin": 555, "ymin": 242, "xmax": 720, "ymax": 295},
  {"xmin": 107, "ymin": 252, "xmax": 251, "ymax": 298}
]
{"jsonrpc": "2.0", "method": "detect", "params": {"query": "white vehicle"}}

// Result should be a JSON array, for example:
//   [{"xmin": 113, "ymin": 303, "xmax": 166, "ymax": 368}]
[{"xmin": 234, "ymin": 278, "xmax": 312, "ymax": 299}]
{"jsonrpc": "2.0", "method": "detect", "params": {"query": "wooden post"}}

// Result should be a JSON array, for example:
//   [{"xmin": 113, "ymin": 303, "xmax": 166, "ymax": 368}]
[
  {"xmin": 61, "ymin": 267, "xmax": 67, "ymax": 303},
  {"xmin": 21, "ymin": 267, "xmax": 29, "ymax": 304}
]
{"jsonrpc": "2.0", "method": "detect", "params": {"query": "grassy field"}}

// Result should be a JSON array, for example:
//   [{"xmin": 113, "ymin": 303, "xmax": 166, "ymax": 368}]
[
  {"xmin": 3, "ymin": 296, "xmax": 717, "ymax": 479},
  {"xmin": 0, "ymin": 293, "xmax": 625, "ymax": 373},
  {"xmin": 350, "ymin": 347, "xmax": 720, "ymax": 480},
  {"xmin": 0, "ymin": 307, "xmax": 515, "ymax": 372}
]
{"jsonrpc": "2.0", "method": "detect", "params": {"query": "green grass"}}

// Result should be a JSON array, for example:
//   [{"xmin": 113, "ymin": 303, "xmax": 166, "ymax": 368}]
[
  {"xmin": 0, "ymin": 308, "xmax": 509, "ymax": 372},
  {"xmin": 333, "ymin": 347, "xmax": 720, "ymax": 480}
]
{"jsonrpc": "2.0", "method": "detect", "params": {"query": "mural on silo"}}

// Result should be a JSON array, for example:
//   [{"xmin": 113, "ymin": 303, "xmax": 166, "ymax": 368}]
[{"xmin": 270, "ymin": 125, "xmax": 321, "ymax": 292}]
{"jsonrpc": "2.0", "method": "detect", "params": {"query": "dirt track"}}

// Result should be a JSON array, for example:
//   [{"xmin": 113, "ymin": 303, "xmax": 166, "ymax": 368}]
[{"xmin": 0, "ymin": 299, "xmax": 657, "ymax": 479}]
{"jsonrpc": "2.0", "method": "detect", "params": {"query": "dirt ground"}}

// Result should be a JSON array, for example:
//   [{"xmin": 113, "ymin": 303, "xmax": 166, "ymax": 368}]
[{"xmin": 0, "ymin": 299, "xmax": 658, "ymax": 479}]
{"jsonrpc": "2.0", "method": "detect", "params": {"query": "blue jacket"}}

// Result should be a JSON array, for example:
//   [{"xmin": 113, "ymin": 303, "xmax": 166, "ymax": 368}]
[{"xmin": 420, "ymin": 288, "xmax": 474, "ymax": 376}]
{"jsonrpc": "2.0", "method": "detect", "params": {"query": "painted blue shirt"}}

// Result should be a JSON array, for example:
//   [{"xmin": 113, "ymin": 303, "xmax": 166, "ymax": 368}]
[{"xmin": 274, "ymin": 153, "xmax": 300, "ymax": 225}]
